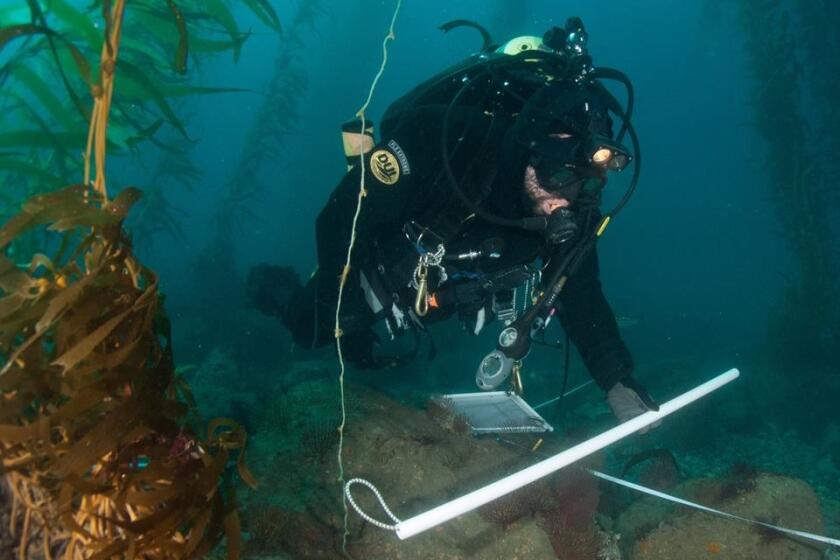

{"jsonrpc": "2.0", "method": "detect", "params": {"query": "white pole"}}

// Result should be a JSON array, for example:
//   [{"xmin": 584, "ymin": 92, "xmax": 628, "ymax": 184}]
[{"xmin": 395, "ymin": 368, "xmax": 740, "ymax": 539}]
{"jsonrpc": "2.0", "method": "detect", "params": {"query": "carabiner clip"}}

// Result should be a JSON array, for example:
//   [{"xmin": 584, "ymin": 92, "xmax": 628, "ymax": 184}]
[{"xmin": 414, "ymin": 266, "xmax": 429, "ymax": 317}]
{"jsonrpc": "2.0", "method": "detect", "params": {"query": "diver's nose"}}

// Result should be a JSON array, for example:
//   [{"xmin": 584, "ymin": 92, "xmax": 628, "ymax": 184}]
[{"xmin": 545, "ymin": 198, "xmax": 570, "ymax": 212}]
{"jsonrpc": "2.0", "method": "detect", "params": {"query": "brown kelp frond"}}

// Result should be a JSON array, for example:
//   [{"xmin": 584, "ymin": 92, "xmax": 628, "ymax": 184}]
[
  {"xmin": 0, "ymin": 183, "xmax": 254, "ymax": 560},
  {"xmin": 0, "ymin": 2, "xmax": 264, "ymax": 558}
]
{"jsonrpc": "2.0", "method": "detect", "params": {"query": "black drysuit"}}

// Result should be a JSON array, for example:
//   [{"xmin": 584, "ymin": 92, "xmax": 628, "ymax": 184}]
[{"xmin": 284, "ymin": 103, "xmax": 634, "ymax": 391}]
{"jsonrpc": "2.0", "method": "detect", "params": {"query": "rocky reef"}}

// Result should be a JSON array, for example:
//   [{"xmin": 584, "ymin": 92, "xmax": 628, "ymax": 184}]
[{"xmin": 242, "ymin": 377, "xmax": 613, "ymax": 559}]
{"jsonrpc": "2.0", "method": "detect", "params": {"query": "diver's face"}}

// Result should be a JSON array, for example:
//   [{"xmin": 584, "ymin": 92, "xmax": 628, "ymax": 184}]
[
  {"xmin": 523, "ymin": 131, "xmax": 594, "ymax": 216},
  {"xmin": 523, "ymin": 164, "xmax": 571, "ymax": 216}
]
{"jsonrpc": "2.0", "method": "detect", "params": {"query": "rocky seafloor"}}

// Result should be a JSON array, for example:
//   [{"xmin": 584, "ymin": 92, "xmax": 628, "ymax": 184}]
[
  {"xmin": 195, "ymin": 349, "xmax": 840, "ymax": 560},
  {"xmin": 1, "ymin": 348, "xmax": 836, "ymax": 559}
]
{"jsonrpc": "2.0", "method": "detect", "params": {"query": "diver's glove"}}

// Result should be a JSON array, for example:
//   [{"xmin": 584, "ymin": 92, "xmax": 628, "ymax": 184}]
[
  {"xmin": 245, "ymin": 264, "xmax": 301, "ymax": 319},
  {"xmin": 341, "ymin": 329, "xmax": 381, "ymax": 370},
  {"xmin": 606, "ymin": 376, "xmax": 661, "ymax": 434}
]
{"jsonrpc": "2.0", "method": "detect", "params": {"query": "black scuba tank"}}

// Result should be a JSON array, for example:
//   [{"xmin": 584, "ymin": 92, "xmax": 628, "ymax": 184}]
[{"xmin": 380, "ymin": 53, "xmax": 504, "ymax": 135}]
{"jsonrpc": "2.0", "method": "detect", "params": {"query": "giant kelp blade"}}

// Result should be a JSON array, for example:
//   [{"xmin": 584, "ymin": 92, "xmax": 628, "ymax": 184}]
[
  {"xmin": 25, "ymin": 0, "xmax": 42, "ymax": 21},
  {"xmin": 48, "ymin": 187, "xmax": 142, "ymax": 230},
  {"xmin": 0, "ymin": 130, "xmax": 88, "ymax": 151},
  {"xmin": 117, "ymin": 60, "xmax": 190, "ymax": 139},
  {"xmin": 223, "ymin": 506, "xmax": 242, "ymax": 560},
  {"xmin": 0, "ymin": 158, "xmax": 67, "ymax": 189},
  {"xmin": 124, "ymin": 118, "xmax": 164, "ymax": 148},
  {"xmin": 0, "ymin": 23, "xmax": 92, "ymax": 87},
  {"xmin": 44, "ymin": 0, "xmax": 100, "ymax": 50},
  {"xmin": 120, "ymin": 35, "xmax": 174, "ymax": 74},
  {"xmin": 161, "ymin": 84, "xmax": 250, "ymax": 97},
  {"xmin": 203, "ymin": 0, "xmax": 246, "ymax": 61},
  {"xmin": 242, "ymin": 0, "xmax": 282, "ymax": 33},
  {"xmin": 9, "ymin": 63, "xmax": 78, "ymax": 131},
  {"xmin": 23, "ymin": 0, "xmax": 93, "ymax": 89},
  {"xmin": 0, "ymin": 23, "xmax": 46, "ymax": 52},
  {"xmin": 164, "ymin": 0, "xmax": 188, "ymax": 74},
  {"xmin": 51, "ymin": 307, "xmax": 134, "ymax": 373},
  {"xmin": 190, "ymin": 33, "xmax": 251, "ymax": 62}
]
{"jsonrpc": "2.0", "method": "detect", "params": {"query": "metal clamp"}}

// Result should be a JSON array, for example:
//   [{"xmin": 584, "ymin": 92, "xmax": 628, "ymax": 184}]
[{"xmin": 411, "ymin": 244, "xmax": 447, "ymax": 317}]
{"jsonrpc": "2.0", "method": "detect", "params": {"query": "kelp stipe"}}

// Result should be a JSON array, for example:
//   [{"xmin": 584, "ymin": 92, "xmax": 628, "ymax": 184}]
[
  {"xmin": 0, "ymin": 0, "xmax": 277, "ymax": 252},
  {"xmin": 209, "ymin": 0, "xmax": 323, "ymax": 257},
  {"xmin": 736, "ymin": 0, "xmax": 837, "ymax": 367}
]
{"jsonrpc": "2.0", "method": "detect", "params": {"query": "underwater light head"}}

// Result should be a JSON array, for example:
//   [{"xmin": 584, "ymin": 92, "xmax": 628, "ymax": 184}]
[
  {"xmin": 543, "ymin": 17, "xmax": 588, "ymax": 55},
  {"xmin": 542, "ymin": 17, "xmax": 592, "ymax": 81},
  {"xmin": 585, "ymin": 135, "xmax": 631, "ymax": 171}
]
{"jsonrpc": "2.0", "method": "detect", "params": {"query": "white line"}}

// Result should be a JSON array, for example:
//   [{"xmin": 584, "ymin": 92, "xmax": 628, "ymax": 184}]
[{"xmin": 590, "ymin": 469, "xmax": 840, "ymax": 548}]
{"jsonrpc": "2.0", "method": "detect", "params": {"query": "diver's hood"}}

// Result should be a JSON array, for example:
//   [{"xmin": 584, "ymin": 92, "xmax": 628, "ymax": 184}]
[
  {"xmin": 494, "ymin": 80, "xmax": 619, "ymax": 211},
  {"xmin": 384, "ymin": 17, "xmax": 641, "ymax": 235},
  {"xmin": 510, "ymin": 80, "xmax": 617, "ymax": 156}
]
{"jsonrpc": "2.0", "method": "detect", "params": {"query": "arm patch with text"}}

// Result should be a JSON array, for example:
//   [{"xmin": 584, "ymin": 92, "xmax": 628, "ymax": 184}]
[{"xmin": 368, "ymin": 139, "xmax": 411, "ymax": 186}]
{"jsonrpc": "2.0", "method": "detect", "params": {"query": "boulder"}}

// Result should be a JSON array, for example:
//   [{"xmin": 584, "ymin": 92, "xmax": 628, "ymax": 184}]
[
  {"xmin": 618, "ymin": 472, "xmax": 825, "ymax": 560},
  {"xmin": 244, "ymin": 378, "xmax": 610, "ymax": 559}
]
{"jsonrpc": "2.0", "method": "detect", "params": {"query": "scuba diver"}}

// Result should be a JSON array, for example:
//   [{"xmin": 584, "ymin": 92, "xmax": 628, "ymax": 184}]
[{"xmin": 247, "ymin": 18, "xmax": 660, "ymax": 428}]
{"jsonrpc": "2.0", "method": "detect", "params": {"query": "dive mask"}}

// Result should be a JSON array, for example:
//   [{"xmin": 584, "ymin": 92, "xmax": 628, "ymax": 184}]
[
  {"xmin": 531, "ymin": 152, "xmax": 606, "ymax": 200},
  {"xmin": 515, "ymin": 83, "xmax": 631, "ymax": 211}
]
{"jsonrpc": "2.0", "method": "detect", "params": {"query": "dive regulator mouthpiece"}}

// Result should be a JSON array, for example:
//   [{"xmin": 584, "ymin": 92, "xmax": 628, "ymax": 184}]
[{"xmin": 546, "ymin": 208, "xmax": 578, "ymax": 245}]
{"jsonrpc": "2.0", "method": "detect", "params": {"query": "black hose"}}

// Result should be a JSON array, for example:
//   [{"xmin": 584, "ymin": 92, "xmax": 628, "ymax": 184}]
[
  {"xmin": 593, "ymin": 67, "xmax": 635, "ymax": 143},
  {"xmin": 440, "ymin": 71, "xmax": 548, "ymax": 231}
]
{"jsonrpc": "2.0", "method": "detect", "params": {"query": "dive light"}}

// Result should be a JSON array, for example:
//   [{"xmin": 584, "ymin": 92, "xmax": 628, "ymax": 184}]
[{"xmin": 586, "ymin": 136, "xmax": 631, "ymax": 171}]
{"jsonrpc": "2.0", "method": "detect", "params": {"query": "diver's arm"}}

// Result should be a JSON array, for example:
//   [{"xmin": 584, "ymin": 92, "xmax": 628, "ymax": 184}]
[
  {"xmin": 556, "ymin": 247, "xmax": 634, "ymax": 391},
  {"xmin": 314, "ymin": 145, "xmax": 417, "ymax": 328},
  {"xmin": 315, "ymin": 103, "xmax": 482, "ymax": 316}
]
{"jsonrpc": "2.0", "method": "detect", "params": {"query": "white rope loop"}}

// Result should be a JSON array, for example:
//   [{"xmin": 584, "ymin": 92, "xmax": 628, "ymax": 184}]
[{"xmin": 344, "ymin": 478, "xmax": 402, "ymax": 531}]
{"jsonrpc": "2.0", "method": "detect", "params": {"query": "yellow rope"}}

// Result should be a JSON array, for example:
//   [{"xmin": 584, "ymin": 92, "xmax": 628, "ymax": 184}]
[{"xmin": 334, "ymin": 0, "xmax": 402, "ymax": 552}]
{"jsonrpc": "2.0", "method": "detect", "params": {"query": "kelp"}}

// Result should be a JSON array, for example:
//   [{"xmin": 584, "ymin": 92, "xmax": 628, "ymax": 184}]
[
  {"xmin": 186, "ymin": 0, "xmax": 321, "ymax": 338},
  {"xmin": 0, "ymin": 2, "xmax": 259, "ymax": 559},
  {"xmin": 735, "ymin": 0, "xmax": 836, "ymax": 365},
  {"xmin": 128, "ymin": 136, "xmax": 199, "ymax": 252},
  {"xmin": 1, "ymin": 0, "xmax": 280, "ymax": 250},
  {"xmin": 0, "ymin": 171, "xmax": 254, "ymax": 560},
  {"xmin": 212, "ymin": 0, "xmax": 321, "ymax": 245}
]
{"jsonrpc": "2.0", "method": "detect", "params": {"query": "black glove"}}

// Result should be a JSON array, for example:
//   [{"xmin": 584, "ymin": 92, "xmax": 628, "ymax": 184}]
[
  {"xmin": 340, "ymin": 329, "xmax": 381, "ymax": 370},
  {"xmin": 245, "ymin": 264, "xmax": 301, "ymax": 318},
  {"xmin": 606, "ymin": 376, "xmax": 661, "ymax": 434}
]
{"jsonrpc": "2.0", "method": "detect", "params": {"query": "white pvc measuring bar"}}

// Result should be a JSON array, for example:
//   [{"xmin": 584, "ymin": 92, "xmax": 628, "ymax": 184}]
[{"xmin": 393, "ymin": 368, "xmax": 740, "ymax": 539}]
